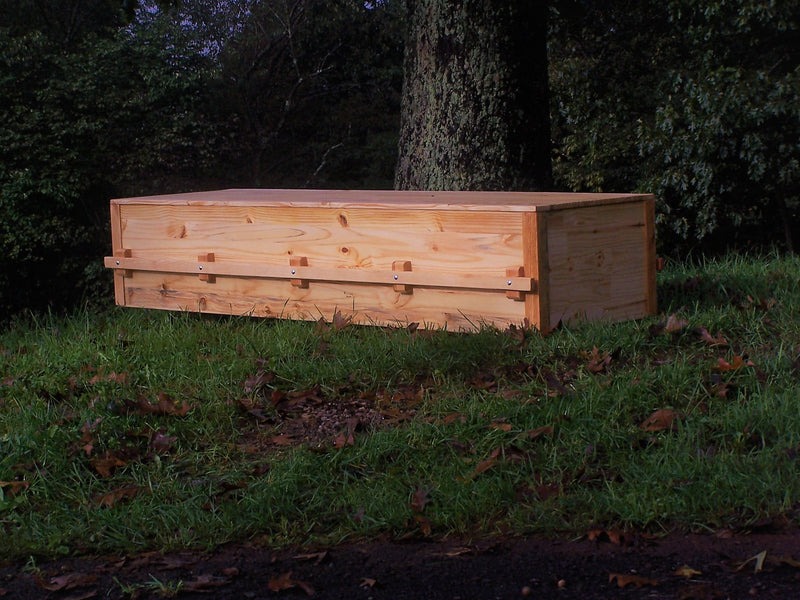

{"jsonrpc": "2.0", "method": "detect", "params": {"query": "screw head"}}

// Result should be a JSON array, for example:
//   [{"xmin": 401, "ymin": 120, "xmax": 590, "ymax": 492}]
[
  {"xmin": 115, "ymin": 260, "xmax": 120, "ymax": 265},
  {"xmin": 393, "ymin": 274, "xmax": 399, "ymax": 280},
  {"xmin": 507, "ymin": 280, "xmax": 512, "ymax": 286},
  {"xmin": 199, "ymin": 265, "xmax": 203, "ymax": 270},
  {"xmin": 291, "ymin": 269, "xmax": 296, "ymax": 275}
]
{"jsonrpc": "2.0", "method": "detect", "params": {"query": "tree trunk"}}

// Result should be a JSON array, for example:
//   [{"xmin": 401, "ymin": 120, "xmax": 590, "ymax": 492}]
[{"xmin": 395, "ymin": 0, "xmax": 552, "ymax": 191}]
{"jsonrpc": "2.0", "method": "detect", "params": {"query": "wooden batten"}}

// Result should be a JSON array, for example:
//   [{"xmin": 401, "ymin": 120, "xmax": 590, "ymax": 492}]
[{"xmin": 105, "ymin": 189, "xmax": 657, "ymax": 332}]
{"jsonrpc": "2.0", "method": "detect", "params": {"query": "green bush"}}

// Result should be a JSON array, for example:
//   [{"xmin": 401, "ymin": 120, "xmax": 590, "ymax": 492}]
[
  {"xmin": 0, "ymin": 14, "xmax": 219, "ymax": 316},
  {"xmin": 549, "ymin": 0, "xmax": 800, "ymax": 254}
]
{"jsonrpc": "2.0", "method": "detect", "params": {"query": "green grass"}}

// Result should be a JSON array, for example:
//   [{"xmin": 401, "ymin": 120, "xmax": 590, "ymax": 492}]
[{"xmin": 2, "ymin": 251, "xmax": 800, "ymax": 560}]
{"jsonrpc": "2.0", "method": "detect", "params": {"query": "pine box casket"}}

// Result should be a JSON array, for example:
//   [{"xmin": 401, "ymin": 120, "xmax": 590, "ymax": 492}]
[{"xmin": 104, "ymin": 189, "xmax": 657, "ymax": 332}]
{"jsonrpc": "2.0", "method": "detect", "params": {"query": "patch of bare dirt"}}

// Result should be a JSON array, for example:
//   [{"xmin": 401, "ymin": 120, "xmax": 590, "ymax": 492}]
[{"xmin": 5, "ymin": 528, "xmax": 800, "ymax": 599}]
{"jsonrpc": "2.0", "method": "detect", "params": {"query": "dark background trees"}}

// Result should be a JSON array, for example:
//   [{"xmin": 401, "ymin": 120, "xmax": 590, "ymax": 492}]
[{"xmin": 0, "ymin": 0, "xmax": 797, "ymax": 316}]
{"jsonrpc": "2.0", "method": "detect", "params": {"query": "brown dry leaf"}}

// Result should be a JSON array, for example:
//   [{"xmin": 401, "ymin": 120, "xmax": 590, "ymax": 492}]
[
  {"xmin": 293, "ymin": 551, "xmax": 328, "ymax": 565},
  {"xmin": 268, "ymin": 572, "xmax": 315, "ymax": 596},
  {"xmin": 150, "ymin": 431, "xmax": 177, "ymax": 454},
  {"xmin": 715, "ymin": 356, "xmax": 755, "ymax": 371},
  {"xmin": 697, "ymin": 327, "xmax": 729, "ymax": 347},
  {"xmin": 674, "ymin": 565, "xmax": 703, "ymax": 578},
  {"xmin": 773, "ymin": 555, "xmax": 800, "ymax": 568},
  {"xmin": 525, "ymin": 425, "xmax": 553, "ymax": 440},
  {"xmin": 90, "ymin": 451, "xmax": 128, "ymax": 478},
  {"xmin": 34, "ymin": 572, "xmax": 97, "ymax": 592},
  {"xmin": 182, "ymin": 574, "xmax": 231, "ymax": 592},
  {"xmin": 243, "ymin": 369, "xmax": 276, "ymax": 393},
  {"xmin": 542, "ymin": 369, "xmax": 568, "ymax": 395},
  {"xmin": 410, "ymin": 487, "xmax": 430, "ymax": 513},
  {"xmin": 640, "ymin": 409, "xmax": 681, "ymax": 432},
  {"xmin": 490, "ymin": 421, "xmax": 513, "ymax": 432},
  {"xmin": 534, "ymin": 482, "xmax": 562, "ymax": 500},
  {"xmin": 443, "ymin": 412, "xmax": 467, "ymax": 425},
  {"xmin": 609, "ymin": 573, "xmax": 658, "ymax": 588},
  {"xmin": 587, "ymin": 529, "xmax": 633, "ymax": 547},
  {"xmin": 0, "ymin": 480, "xmax": 29, "ymax": 497},
  {"xmin": 582, "ymin": 346, "xmax": 612, "ymax": 373},
  {"xmin": 471, "ymin": 447, "xmax": 502, "ymax": 478},
  {"xmin": 332, "ymin": 310, "xmax": 352, "ymax": 331},
  {"xmin": 89, "ymin": 370, "xmax": 129, "ymax": 385},
  {"xmin": 131, "ymin": 393, "xmax": 192, "ymax": 417},
  {"xmin": 413, "ymin": 514, "xmax": 432, "ymax": 536},
  {"xmin": 94, "ymin": 485, "xmax": 143, "ymax": 508},
  {"xmin": 665, "ymin": 314, "xmax": 689, "ymax": 333},
  {"xmin": 359, "ymin": 577, "xmax": 377, "ymax": 589}
]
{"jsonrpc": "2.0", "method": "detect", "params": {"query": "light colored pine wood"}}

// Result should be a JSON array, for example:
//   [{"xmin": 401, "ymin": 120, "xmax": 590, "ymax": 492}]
[
  {"xmin": 121, "ymin": 272, "xmax": 527, "ymax": 331},
  {"xmin": 644, "ymin": 196, "xmax": 658, "ymax": 315},
  {"xmin": 545, "ymin": 201, "xmax": 651, "ymax": 326},
  {"xmin": 107, "ymin": 189, "xmax": 657, "ymax": 332},
  {"xmin": 523, "ymin": 212, "xmax": 550, "ymax": 333},
  {"xmin": 112, "ymin": 188, "xmax": 653, "ymax": 213}
]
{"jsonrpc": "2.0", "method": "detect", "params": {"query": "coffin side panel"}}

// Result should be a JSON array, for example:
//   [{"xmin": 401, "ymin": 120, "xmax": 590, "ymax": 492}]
[
  {"xmin": 545, "ymin": 201, "xmax": 653, "ymax": 326},
  {"xmin": 122, "ymin": 272, "xmax": 526, "ymax": 331},
  {"xmin": 115, "ymin": 204, "xmax": 528, "ymax": 331}
]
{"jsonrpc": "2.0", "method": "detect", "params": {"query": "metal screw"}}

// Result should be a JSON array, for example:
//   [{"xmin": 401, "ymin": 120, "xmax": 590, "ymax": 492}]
[
  {"xmin": 291, "ymin": 269, "xmax": 296, "ymax": 275},
  {"xmin": 507, "ymin": 280, "xmax": 512, "ymax": 286},
  {"xmin": 199, "ymin": 265, "xmax": 203, "ymax": 270},
  {"xmin": 115, "ymin": 260, "xmax": 120, "ymax": 265},
  {"xmin": 393, "ymin": 274, "xmax": 399, "ymax": 280}
]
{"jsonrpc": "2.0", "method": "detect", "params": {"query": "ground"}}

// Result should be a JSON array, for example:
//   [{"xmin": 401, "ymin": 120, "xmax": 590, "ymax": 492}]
[{"xmin": 4, "ymin": 526, "xmax": 800, "ymax": 599}]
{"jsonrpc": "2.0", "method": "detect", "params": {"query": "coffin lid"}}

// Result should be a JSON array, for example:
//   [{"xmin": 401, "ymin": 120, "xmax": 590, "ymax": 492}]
[{"xmin": 112, "ymin": 189, "xmax": 653, "ymax": 213}]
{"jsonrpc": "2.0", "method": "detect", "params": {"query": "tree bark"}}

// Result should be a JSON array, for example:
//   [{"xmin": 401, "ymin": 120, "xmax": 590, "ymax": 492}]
[{"xmin": 395, "ymin": 0, "xmax": 552, "ymax": 191}]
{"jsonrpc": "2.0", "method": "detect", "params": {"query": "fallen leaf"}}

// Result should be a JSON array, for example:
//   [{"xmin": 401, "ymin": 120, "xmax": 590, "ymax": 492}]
[
  {"xmin": 697, "ymin": 327, "xmax": 729, "ymax": 347},
  {"xmin": 94, "ymin": 485, "xmax": 143, "ymax": 508},
  {"xmin": 489, "ymin": 421, "xmax": 513, "ymax": 432},
  {"xmin": 736, "ymin": 550, "xmax": 767, "ymax": 574},
  {"xmin": 150, "ymin": 431, "xmax": 177, "ymax": 453},
  {"xmin": 470, "ymin": 447, "xmax": 502, "ymax": 478},
  {"xmin": 130, "ymin": 393, "xmax": 192, "ymax": 417},
  {"xmin": 90, "ymin": 451, "xmax": 128, "ymax": 478},
  {"xmin": 609, "ymin": 573, "xmax": 658, "ymax": 588},
  {"xmin": 293, "ymin": 551, "xmax": 327, "ymax": 565},
  {"xmin": 412, "ymin": 514, "xmax": 432, "ymax": 536},
  {"xmin": 675, "ymin": 565, "xmax": 702, "ymax": 578},
  {"xmin": 332, "ymin": 310, "xmax": 352, "ymax": 331},
  {"xmin": 359, "ymin": 577, "xmax": 377, "ymax": 589},
  {"xmin": 774, "ymin": 555, "xmax": 800, "ymax": 568},
  {"xmin": 410, "ymin": 487, "xmax": 430, "ymax": 513},
  {"xmin": 534, "ymin": 482, "xmax": 561, "ymax": 500},
  {"xmin": 268, "ymin": 572, "xmax": 315, "ymax": 596},
  {"xmin": 443, "ymin": 412, "xmax": 467, "ymax": 425},
  {"xmin": 243, "ymin": 369, "xmax": 275, "ymax": 393},
  {"xmin": 582, "ymin": 346, "xmax": 612, "ymax": 373},
  {"xmin": 0, "ymin": 480, "xmax": 29, "ymax": 497},
  {"xmin": 665, "ymin": 314, "xmax": 689, "ymax": 333},
  {"xmin": 587, "ymin": 529, "xmax": 634, "ymax": 547},
  {"xmin": 524, "ymin": 425, "xmax": 553, "ymax": 440},
  {"xmin": 640, "ymin": 409, "xmax": 681, "ymax": 432},
  {"xmin": 715, "ymin": 356, "xmax": 755, "ymax": 371},
  {"xmin": 541, "ymin": 369, "xmax": 568, "ymax": 395},
  {"xmin": 88, "ymin": 370, "xmax": 129, "ymax": 385},
  {"xmin": 34, "ymin": 572, "xmax": 97, "ymax": 592},
  {"xmin": 182, "ymin": 574, "xmax": 231, "ymax": 592}
]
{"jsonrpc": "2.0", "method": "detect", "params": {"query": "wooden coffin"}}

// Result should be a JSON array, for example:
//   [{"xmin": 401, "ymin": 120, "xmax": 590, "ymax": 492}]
[{"xmin": 104, "ymin": 189, "xmax": 657, "ymax": 332}]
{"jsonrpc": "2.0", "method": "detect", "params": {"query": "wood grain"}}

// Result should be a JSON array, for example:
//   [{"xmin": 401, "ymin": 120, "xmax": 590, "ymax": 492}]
[{"xmin": 108, "ymin": 189, "xmax": 656, "ymax": 332}]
